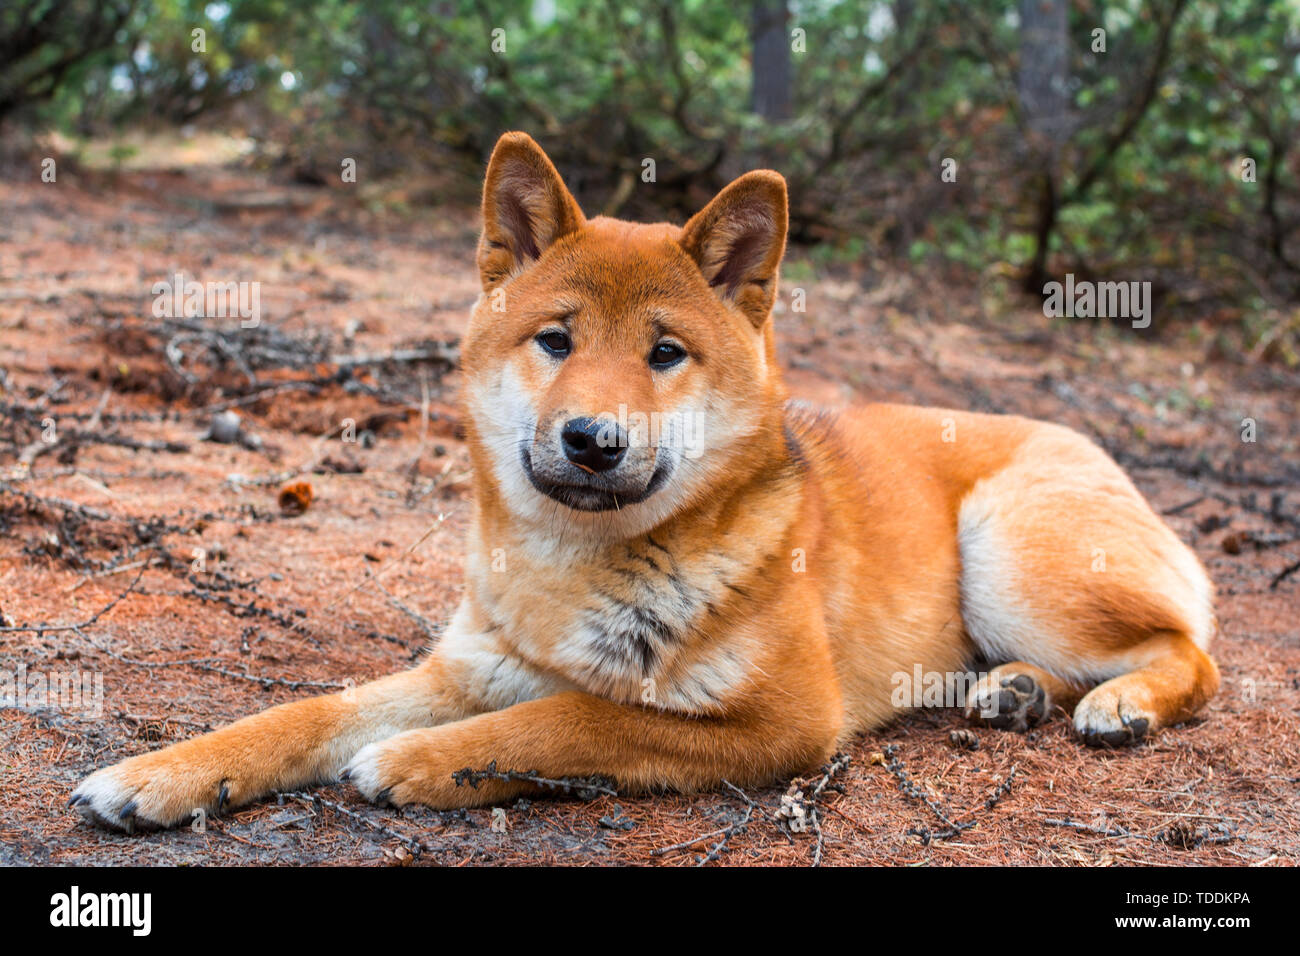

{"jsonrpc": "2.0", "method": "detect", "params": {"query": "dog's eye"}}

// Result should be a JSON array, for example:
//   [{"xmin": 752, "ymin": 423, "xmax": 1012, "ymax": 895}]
[
  {"xmin": 537, "ymin": 330, "xmax": 571, "ymax": 357},
  {"xmin": 649, "ymin": 342, "xmax": 686, "ymax": 369}
]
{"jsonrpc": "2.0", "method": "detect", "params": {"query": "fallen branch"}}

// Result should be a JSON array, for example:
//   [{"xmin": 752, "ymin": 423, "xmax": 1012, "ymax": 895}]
[
  {"xmin": 180, "ymin": 660, "xmax": 346, "ymax": 692},
  {"xmin": 693, "ymin": 779, "xmax": 759, "ymax": 866},
  {"xmin": 1161, "ymin": 495, "xmax": 1205, "ymax": 516},
  {"xmin": 451, "ymin": 760, "xmax": 617, "ymax": 801},
  {"xmin": 365, "ymin": 572, "xmax": 445, "ymax": 644},
  {"xmin": 1043, "ymin": 815, "xmax": 1236, "ymax": 849},
  {"xmin": 774, "ymin": 751, "xmax": 851, "ymax": 865},
  {"xmin": 1269, "ymin": 557, "xmax": 1300, "ymax": 590},
  {"xmin": 0, "ymin": 560, "xmax": 146, "ymax": 634},
  {"xmin": 883, "ymin": 743, "xmax": 1018, "ymax": 844},
  {"xmin": 1043, "ymin": 817, "xmax": 1138, "ymax": 838},
  {"xmin": 83, "ymin": 636, "xmax": 345, "ymax": 691},
  {"xmin": 279, "ymin": 790, "xmax": 424, "ymax": 856}
]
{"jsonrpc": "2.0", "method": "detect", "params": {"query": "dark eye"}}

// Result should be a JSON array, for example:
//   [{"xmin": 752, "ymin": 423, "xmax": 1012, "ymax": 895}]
[
  {"xmin": 649, "ymin": 342, "xmax": 686, "ymax": 369},
  {"xmin": 537, "ymin": 330, "xmax": 571, "ymax": 357}
]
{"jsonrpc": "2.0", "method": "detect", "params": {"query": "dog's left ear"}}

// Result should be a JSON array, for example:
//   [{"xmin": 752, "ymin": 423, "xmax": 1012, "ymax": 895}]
[
  {"xmin": 678, "ymin": 170, "xmax": 788, "ymax": 328},
  {"xmin": 478, "ymin": 131, "xmax": 586, "ymax": 291}
]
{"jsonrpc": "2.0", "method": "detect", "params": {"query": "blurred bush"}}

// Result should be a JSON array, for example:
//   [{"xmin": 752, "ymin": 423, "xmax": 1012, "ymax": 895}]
[{"xmin": 3, "ymin": 0, "xmax": 1298, "ymax": 345}]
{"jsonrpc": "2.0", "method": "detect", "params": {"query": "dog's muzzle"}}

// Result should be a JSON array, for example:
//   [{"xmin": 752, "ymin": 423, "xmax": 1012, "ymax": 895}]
[{"xmin": 519, "ymin": 421, "xmax": 672, "ymax": 512}]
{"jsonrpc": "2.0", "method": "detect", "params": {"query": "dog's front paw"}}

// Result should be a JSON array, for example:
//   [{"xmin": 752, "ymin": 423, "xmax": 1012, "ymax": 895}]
[
  {"xmin": 71, "ymin": 751, "xmax": 235, "ymax": 833},
  {"xmin": 340, "ymin": 739, "xmax": 410, "ymax": 807},
  {"xmin": 341, "ymin": 728, "xmax": 496, "ymax": 810}
]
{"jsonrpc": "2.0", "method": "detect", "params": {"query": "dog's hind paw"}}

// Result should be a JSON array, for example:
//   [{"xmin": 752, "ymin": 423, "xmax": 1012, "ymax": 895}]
[
  {"xmin": 1073, "ymin": 687, "xmax": 1153, "ymax": 747},
  {"xmin": 965, "ymin": 670, "xmax": 1048, "ymax": 733}
]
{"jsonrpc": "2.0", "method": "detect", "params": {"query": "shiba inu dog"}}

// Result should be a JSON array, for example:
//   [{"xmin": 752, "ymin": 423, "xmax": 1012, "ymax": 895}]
[{"xmin": 71, "ymin": 132, "xmax": 1219, "ymax": 831}]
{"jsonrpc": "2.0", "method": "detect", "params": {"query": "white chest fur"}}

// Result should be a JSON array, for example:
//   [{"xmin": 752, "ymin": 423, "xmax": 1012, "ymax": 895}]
[{"xmin": 455, "ymin": 535, "xmax": 757, "ymax": 715}]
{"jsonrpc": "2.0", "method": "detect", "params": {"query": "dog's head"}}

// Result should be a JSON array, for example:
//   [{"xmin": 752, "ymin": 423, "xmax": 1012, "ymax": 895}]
[{"xmin": 462, "ymin": 132, "xmax": 789, "ymax": 538}]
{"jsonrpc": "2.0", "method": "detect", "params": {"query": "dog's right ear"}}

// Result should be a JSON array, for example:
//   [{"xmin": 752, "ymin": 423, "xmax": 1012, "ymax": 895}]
[{"xmin": 477, "ymin": 132, "xmax": 585, "ymax": 291}]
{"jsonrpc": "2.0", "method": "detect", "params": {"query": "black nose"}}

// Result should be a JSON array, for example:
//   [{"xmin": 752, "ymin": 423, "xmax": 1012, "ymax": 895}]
[{"xmin": 561, "ymin": 417, "xmax": 626, "ymax": 473}]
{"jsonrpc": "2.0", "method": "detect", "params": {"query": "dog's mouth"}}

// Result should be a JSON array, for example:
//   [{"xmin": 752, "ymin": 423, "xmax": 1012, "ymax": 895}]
[{"xmin": 518, "ymin": 445, "xmax": 672, "ymax": 512}]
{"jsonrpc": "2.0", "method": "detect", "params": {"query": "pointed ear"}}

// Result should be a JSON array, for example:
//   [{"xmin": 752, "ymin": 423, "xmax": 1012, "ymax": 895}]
[
  {"xmin": 477, "ymin": 132, "xmax": 585, "ymax": 291},
  {"xmin": 678, "ymin": 170, "xmax": 788, "ymax": 327}
]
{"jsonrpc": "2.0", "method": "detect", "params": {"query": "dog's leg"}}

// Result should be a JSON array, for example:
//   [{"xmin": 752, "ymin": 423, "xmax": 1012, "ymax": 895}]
[
  {"xmin": 957, "ymin": 424, "xmax": 1219, "ymax": 745},
  {"xmin": 71, "ymin": 656, "xmax": 462, "ymax": 831},
  {"xmin": 342, "ymin": 690, "xmax": 838, "ymax": 809},
  {"xmin": 1073, "ymin": 631, "xmax": 1219, "ymax": 745}
]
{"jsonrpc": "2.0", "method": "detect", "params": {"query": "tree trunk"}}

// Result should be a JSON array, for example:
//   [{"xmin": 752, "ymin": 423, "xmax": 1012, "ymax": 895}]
[
  {"xmin": 1018, "ymin": 0, "xmax": 1069, "ymax": 292},
  {"xmin": 1027, "ymin": 170, "xmax": 1058, "ymax": 294},
  {"xmin": 750, "ymin": 0, "xmax": 791, "ymax": 121}
]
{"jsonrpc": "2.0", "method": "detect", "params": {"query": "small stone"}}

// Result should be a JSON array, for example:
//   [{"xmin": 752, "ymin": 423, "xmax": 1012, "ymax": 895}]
[{"xmin": 206, "ymin": 410, "xmax": 243, "ymax": 444}]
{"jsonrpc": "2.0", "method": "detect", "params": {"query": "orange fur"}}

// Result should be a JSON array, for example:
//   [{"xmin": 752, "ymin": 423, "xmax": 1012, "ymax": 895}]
[{"xmin": 71, "ymin": 133, "xmax": 1219, "ymax": 830}]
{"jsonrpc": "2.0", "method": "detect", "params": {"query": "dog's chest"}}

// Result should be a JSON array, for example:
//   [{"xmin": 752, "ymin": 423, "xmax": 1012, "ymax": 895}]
[
  {"xmin": 565, "ymin": 562, "xmax": 698, "ymax": 682},
  {"xmin": 496, "ymin": 538, "xmax": 751, "ymax": 712}
]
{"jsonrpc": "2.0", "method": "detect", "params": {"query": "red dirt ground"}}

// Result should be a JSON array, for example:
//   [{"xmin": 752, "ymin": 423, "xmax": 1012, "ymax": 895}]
[{"xmin": 1, "ymin": 163, "xmax": 1297, "ymax": 866}]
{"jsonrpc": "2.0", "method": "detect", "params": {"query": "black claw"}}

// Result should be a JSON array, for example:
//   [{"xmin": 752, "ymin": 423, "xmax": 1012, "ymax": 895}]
[
  {"xmin": 375, "ymin": 786, "xmax": 394, "ymax": 807},
  {"xmin": 339, "ymin": 767, "xmax": 351, "ymax": 781},
  {"xmin": 119, "ymin": 800, "xmax": 137, "ymax": 820},
  {"xmin": 68, "ymin": 794, "xmax": 83, "ymax": 808},
  {"xmin": 218, "ymin": 782, "xmax": 230, "ymax": 813},
  {"xmin": 1082, "ymin": 714, "xmax": 1150, "ymax": 747},
  {"xmin": 1084, "ymin": 727, "xmax": 1132, "ymax": 747}
]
